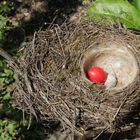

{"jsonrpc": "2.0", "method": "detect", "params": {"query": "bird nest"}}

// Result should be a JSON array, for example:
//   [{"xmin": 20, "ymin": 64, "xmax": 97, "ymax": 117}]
[{"xmin": 12, "ymin": 21, "xmax": 140, "ymax": 138}]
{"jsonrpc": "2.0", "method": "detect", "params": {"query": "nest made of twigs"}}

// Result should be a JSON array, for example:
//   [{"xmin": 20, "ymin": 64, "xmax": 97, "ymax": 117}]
[{"xmin": 12, "ymin": 21, "xmax": 140, "ymax": 138}]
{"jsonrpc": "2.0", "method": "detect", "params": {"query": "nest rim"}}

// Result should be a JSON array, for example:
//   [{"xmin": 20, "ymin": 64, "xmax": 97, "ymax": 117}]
[{"xmin": 81, "ymin": 41, "xmax": 139, "ymax": 91}]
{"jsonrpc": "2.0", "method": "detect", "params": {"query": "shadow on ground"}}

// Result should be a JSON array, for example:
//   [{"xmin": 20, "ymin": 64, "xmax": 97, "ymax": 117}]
[{"xmin": 1, "ymin": 0, "xmax": 82, "ymax": 55}]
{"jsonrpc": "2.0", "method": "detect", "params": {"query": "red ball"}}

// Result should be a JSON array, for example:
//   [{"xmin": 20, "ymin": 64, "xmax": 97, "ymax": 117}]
[{"xmin": 87, "ymin": 66, "xmax": 107, "ymax": 83}]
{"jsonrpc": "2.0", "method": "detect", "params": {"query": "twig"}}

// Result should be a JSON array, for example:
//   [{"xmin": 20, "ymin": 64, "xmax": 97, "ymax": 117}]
[
  {"xmin": 94, "ymin": 126, "xmax": 110, "ymax": 140},
  {"xmin": 0, "ymin": 47, "xmax": 14, "ymax": 62},
  {"xmin": 55, "ymin": 27, "xmax": 65, "ymax": 57},
  {"xmin": 112, "ymin": 94, "xmax": 128, "ymax": 121},
  {"xmin": 109, "ymin": 131, "xmax": 115, "ymax": 140}
]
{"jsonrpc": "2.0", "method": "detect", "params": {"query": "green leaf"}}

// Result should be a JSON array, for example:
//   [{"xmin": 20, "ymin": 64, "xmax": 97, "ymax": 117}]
[
  {"xmin": 86, "ymin": 0, "xmax": 140, "ymax": 30},
  {"xmin": 131, "ymin": 0, "xmax": 140, "ymax": 11},
  {"xmin": 4, "ymin": 69, "xmax": 14, "ymax": 77},
  {"xmin": 0, "ymin": 15, "xmax": 7, "ymax": 41},
  {"xmin": 3, "ymin": 93, "xmax": 11, "ymax": 100},
  {"xmin": 0, "ymin": 78, "xmax": 5, "ymax": 83},
  {"xmin": 0, "ymin": 60, "xmax": 3, "ymax": 67},
  {"xmin": 6, "ymin": 122, "xmax": 17, "ymax": 135}
]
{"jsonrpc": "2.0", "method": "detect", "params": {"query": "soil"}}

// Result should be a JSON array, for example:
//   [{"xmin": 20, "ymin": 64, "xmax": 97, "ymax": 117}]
[{"xmin": 8, "ymin": 0, "xmax": 88, "ymax": 34}]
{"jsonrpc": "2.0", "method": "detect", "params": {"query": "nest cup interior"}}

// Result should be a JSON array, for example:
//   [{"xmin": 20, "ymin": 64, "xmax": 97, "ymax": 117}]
[{"xmin": 82, "ymin": 42, "xmax": 138, "ymax": 90}]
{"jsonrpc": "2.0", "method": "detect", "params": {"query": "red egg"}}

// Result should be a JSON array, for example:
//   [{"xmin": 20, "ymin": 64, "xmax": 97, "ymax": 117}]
[{"xmin": 87, "ymin": 66, "xmax": 107, "ymax": 83}]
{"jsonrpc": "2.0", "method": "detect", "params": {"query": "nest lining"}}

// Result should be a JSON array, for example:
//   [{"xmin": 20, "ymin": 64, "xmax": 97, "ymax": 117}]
[
  {"xmin": 12, "ymin": 21, "xmax": 140, "ymax": 137},
  {"xmin": 82, "ymin": 42, "xmax": 139, "ymax": 90}
]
